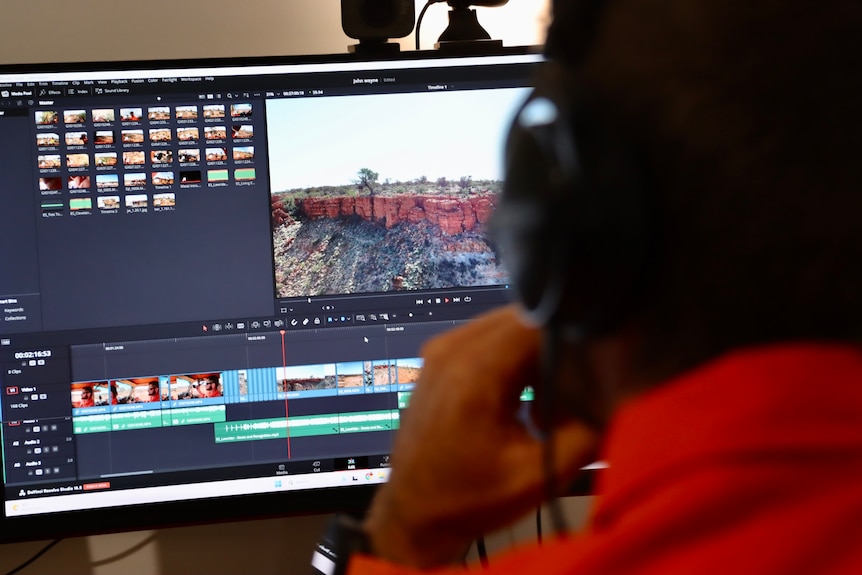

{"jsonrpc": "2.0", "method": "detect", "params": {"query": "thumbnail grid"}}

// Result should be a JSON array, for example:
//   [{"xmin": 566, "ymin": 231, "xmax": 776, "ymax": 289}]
[{"xmin": 34, "ymin": 103, "xmax": 257, "ymax": 217}]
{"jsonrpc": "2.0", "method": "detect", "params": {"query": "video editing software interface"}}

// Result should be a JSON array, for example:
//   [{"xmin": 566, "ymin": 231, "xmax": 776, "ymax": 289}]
[{"xmin": 0, "ymin": 52, "xmax": 540, "ymax": 520}]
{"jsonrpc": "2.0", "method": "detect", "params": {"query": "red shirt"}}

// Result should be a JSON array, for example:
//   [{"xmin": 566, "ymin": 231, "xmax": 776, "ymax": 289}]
[{"xmin": 351, "ymin": 344, "xmax": 862, "ymax": 574}]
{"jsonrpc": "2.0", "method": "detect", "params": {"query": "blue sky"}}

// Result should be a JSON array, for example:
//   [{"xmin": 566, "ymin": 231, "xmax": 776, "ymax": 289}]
[
  {"xmin": 265, "ymin": 87, "xmax": 530, "ymax": 192},
  {"xmin": 277, "ymin": 364, "xmax": 333, "ymax": 379}
]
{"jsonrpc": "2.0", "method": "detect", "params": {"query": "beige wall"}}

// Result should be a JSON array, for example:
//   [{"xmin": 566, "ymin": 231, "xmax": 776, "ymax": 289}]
[
  {"xmin": 0, "ymin": 1, "xmax": 564, "ymax": 573},
  {"xmin": 0, "ymin": 0, "xmax": 550, "ymax": 64}
]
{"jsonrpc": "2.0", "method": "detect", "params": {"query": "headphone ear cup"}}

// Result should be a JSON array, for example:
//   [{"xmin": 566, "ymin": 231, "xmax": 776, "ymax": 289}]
[
  {"xmin": 493, "ymin": 95, "xmax": 572, "ymax": 326},
  {"xmin": 494, "ymin": 64, "xmax": 654, "ymax": 333}
]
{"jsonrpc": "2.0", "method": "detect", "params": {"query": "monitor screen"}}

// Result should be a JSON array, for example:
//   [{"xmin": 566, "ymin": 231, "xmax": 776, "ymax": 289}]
[{"xmin": 0, "ymin": 48, "xmax": 542, "ymax": 542}]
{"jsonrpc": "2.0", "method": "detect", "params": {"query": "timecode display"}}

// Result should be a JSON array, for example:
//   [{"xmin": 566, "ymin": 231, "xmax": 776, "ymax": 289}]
[{"xmin": 13, "ymin": 350, "xmax": 52, "ymax": 360}]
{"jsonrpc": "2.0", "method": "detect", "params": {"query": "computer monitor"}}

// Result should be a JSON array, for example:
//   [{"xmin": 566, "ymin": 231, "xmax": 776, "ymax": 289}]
[{"xmin": 0, "ymin": 48, "xmax": 542, "ymax": 542}]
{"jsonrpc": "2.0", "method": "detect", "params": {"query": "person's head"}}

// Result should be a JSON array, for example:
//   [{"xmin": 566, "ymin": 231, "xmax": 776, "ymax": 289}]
[
  {"xmin": 81, "ymin": 386, "xmax": 93, "ymax": 399},
  {"xmin": 204, "ymin": 376, "xmax": 219, "ymax": 394},
  {"xmin": 148, "ymin": 381, "xmax": 159, "ymax": 397},
  {"xmin": 519, "ymin": 0, "xmax": 862, "ymax": 388}
]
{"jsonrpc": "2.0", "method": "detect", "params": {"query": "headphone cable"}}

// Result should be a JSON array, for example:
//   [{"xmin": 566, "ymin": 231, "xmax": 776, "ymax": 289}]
[
  {"xmin": 541, "ymin": 321, "xmax": 569, "ymax": 534},
  {"xmin": 476, "ymin": 536, "xmax": 489, "ymax": 568},
  {"xmin": 536, "ymin": 506, "xmax": 544, "ymax": 544},
  {"xmin": 4, "ymin": 539, "xmax": 62, "ymax": 575}
]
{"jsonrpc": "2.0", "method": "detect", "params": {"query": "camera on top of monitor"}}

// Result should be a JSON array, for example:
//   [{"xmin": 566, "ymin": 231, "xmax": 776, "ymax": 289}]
[
  {"xmin": 341, "ymin": 0, "xmax": 416, "ymax": 54},
  {"xmin": 341, "ymin": 0, "xmax": 512, "ymax": 56}
]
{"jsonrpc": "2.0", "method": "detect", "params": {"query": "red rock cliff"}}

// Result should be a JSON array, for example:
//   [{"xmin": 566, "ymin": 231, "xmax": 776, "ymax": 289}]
[{"xmin": 298, "ymin": 195, "xmax": 497, "ymax": 236}]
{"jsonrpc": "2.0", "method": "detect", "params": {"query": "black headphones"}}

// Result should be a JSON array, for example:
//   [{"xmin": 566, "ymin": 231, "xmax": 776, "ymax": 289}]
[{"xmin": 492, "ymin": 57, "xmax": 655, "ymax": 337}]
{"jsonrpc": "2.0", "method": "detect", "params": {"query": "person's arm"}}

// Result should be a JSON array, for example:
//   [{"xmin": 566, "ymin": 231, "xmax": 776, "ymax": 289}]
[{"xmin": 357, "ymin": 306, "xmax": 600, "ymax": 570}]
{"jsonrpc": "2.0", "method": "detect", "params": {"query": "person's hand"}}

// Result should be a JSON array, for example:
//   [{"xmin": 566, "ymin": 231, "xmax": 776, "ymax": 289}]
[{"xmin": 363, "ymin": 305, "xmax": 600, "ymax": 568}]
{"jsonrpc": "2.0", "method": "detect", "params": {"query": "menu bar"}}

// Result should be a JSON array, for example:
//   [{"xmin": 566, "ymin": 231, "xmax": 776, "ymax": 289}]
[{"xmin": 0, "ymin": 61, "xmax": 537, "ymax": 104}]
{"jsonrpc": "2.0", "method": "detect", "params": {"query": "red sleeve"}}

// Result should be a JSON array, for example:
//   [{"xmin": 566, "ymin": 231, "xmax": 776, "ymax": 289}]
[{"xmin": 348, "ymin": 554, "xmax": 467, "ymax": 575}]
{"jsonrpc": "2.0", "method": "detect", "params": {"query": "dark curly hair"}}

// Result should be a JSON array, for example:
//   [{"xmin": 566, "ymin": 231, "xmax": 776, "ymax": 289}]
[{"xmin": 548, "ymin": 0, "xmax": 862, "ymax": 375}]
